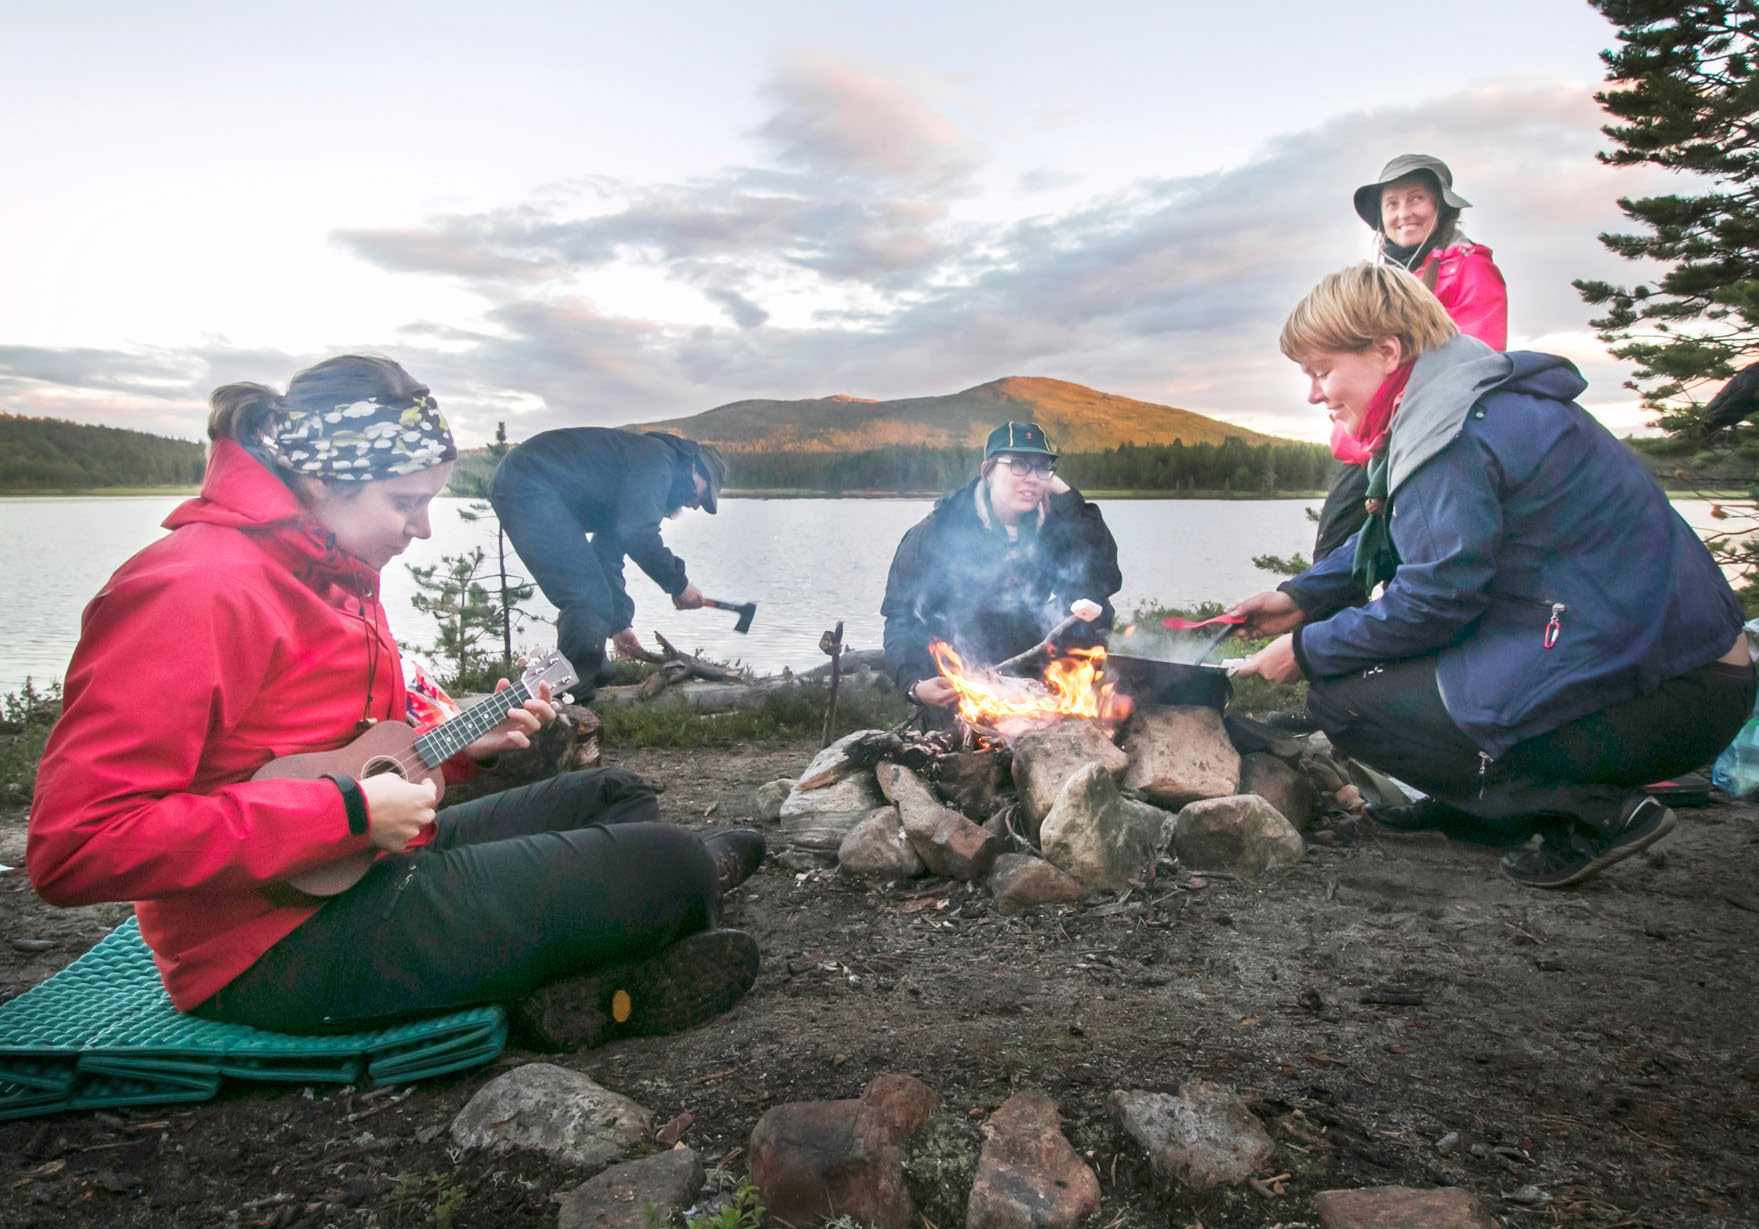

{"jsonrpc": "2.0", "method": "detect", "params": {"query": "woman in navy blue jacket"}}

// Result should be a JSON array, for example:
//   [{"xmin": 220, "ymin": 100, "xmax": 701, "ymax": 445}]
[{"xmin": 1230, "ymin": 263, "xmax": 1753, "ymax": 888}]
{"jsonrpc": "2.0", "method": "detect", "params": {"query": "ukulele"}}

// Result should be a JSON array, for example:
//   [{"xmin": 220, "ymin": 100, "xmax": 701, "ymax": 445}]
[{"xmin": 254, "ymin": 650, "xmax": 578, "ymax": 897}]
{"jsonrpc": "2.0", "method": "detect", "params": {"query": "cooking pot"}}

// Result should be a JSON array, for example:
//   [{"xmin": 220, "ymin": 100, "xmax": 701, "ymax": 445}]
[
  {"xmin": 1104, "ymin": 654, "xmax": 1232, "ymax": 712},
  {"xmin": 1103, "ymin": 618, "xmax": 1236, "ymax": 712}
]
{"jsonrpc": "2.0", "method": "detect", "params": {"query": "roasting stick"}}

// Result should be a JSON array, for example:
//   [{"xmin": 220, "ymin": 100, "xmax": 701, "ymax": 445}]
[{"xmin": 992, "ymin": 600, "xmax": 1104, "ymax": 674}]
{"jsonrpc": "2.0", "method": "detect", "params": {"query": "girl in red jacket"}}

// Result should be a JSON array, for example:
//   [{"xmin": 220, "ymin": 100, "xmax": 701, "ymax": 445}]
[
  {"xmin": 1311, "ymin": 154, "xmax": 1509, "ymax": 563},
  {"xmin": 27, "ymin": 355, "xmax": 762, "ymax": 1051}
]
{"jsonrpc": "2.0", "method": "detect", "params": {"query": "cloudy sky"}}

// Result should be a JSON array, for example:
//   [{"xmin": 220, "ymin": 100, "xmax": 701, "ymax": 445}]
[{"xmin": 1, "ymin": 1, "xmax": 1671, "ymax": 447}]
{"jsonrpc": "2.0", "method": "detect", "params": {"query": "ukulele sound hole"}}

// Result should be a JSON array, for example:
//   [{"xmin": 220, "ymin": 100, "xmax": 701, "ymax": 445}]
[{"xmin": 361, "ymin": 757, "xmax": 407, "ymax": 780}]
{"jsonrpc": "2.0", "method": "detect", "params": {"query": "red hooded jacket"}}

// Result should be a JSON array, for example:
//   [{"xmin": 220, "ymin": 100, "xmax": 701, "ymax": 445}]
[{"xmin": 27, "ymin": 441, "xmax": 451, "ymax": 1010}]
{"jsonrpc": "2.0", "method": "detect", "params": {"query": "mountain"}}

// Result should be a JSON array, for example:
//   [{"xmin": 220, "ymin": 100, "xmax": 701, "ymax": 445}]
[{"xmin": 624, "ymin": 376, "xmax": 1269, "ymax": 453}]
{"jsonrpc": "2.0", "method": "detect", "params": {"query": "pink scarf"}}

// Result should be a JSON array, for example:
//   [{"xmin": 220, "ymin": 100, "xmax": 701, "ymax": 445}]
[{"xmin": 1327, "ymin": 363, "xmax": 1414, "ymax": 463}]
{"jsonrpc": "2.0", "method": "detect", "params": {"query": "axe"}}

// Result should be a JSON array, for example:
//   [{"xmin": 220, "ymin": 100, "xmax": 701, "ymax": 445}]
[{"xmin": 703, "ymin": 596, "xmax": 758, "ymax": 634}]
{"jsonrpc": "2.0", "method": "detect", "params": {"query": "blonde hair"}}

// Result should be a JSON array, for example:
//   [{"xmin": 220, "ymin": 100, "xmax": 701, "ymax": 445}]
[{"xmin": 1279, "ymin": 262, "xmax": 1458, "ymax": 363}]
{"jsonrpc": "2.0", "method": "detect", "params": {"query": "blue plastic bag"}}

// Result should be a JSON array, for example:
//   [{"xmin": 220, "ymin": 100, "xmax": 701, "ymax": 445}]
[{"xmin": 1711, "ymin": 618, "xmax": 1759, "ymax": 799}]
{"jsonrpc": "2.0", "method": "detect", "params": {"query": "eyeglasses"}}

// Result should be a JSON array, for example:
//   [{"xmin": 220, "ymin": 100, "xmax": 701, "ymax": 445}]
[{"xmin": 999, "ymin": 457, "xmax": 1055, "ymax": 478}]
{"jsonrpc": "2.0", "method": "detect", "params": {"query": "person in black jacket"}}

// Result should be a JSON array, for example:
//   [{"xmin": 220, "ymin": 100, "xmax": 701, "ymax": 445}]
[
  {"xmin": 882, "ymin": 421, "xmax": 1122, "ymax": 709},
  {"xmin": 489, "ymin": 428, "xmax": 727, "ymax": 690}
]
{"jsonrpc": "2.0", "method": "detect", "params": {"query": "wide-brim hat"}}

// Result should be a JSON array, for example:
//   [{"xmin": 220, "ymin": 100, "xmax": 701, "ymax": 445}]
[
  {"xmin": 1353, "ymin": 154, "xmax": 1472, "ymax": 229},
  {"xmin": 984, "ymin": 421, "xmax": 1057, "ymax": 459},
  {"xmin": 693, "ymin": 442, "xmax": 727, "ymax": 514}
]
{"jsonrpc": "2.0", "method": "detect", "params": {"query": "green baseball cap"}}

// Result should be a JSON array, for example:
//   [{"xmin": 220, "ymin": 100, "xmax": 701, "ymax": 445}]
[{"xmin": 984, "ymin": 421, "xmax": 1057, "ymax": 459}]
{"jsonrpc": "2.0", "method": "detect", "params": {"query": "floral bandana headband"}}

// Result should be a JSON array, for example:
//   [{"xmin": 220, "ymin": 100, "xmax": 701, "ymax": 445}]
[{"xmin": 266, "ymin": 392, "xmax": 458, "ymax": 480}]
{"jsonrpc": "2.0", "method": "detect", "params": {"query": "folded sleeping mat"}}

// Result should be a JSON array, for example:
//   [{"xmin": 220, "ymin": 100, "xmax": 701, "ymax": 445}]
[{"xmin": 0, "ymin": 916, "xmax": 507, "ymax": 1121}]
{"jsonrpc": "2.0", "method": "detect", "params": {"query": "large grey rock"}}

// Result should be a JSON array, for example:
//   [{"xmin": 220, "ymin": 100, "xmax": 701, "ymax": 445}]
[
  {"xmin": 1109, "ymin": 1082, "xmax": 1273, "ymax": 1191},
  {"xmin": 796, "ymin": 729, "xmax": 902, "ymax": 790},
  {"xmin": 450, "ymin": 1063, "xmax": 652, "ymax": 1171},
  {"xmin": 780, "ymin": 771, "xmax": 889, "ymax": 854},
  {"xmin": 838, "ymin": 806, "xmax": 927, "ymax": 880},
  {"xmin": 967, "ymin": 1090, "xmax": 1100, "ymax": 1229},
  {"xmin": 1240, "ymin": 752, "xmax": 1315, "ymax": 832},
  {"xmin": 1173, "ymin": 794, "xmax": 1305, "ymax": 875},
  {"xmin": 1038, "ymin": 763, "xmax": 1169, "ymax": 892},
  {"xmin": 987, "ymin": 853, "xmax": 1083, "ymax": 916},
  {"xmin": 1010, "ymin": 721, "xmax": 1128, "ymax": 839},
  {"xmin": 1122, "ymin": 707, "xmax": 1240, "ymax": 806},
  {"xmin": 878, "ymin": 762, "xmax": 1003, "ymax": 881},
  {"xmin": 1314, "ymin": 1185, "xmax": 1500, "ymax": 1228},
  {"xmin": 557, "ymin": 1148, "xmax": 706, "ymax": 1229}
]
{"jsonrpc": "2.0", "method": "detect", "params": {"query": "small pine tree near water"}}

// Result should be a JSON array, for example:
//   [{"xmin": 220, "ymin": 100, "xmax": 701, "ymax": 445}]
[
  {"xmin": 0, "ymin": 679, "xmax": 63, "ymax": 798},
  {"xmin": 406, "ymin": 547, "xmax": 536, "ymax": 692}
]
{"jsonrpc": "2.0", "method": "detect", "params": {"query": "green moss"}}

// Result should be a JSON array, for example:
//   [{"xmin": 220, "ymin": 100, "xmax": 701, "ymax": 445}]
[{"xmin": 902, "ymin": 1111, "xmax": 983, "ymax": 1227}]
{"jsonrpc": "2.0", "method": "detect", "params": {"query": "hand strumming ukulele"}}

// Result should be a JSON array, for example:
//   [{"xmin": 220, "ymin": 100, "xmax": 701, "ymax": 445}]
[{"xmin": 254, "ymin": 651, "xmax": 577, "ymax": 896}]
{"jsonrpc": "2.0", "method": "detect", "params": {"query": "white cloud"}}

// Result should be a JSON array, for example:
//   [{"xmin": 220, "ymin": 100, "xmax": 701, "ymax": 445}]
[{"xmin": 5, "ymin": 70, "xmax": 1682, "ymax": 449}]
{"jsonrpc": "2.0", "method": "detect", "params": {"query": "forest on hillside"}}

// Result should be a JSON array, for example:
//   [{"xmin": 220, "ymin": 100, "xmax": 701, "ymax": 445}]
[
  {"xmin": 0, "ymin": 415, "xmax": 205, "ymax": 490},
  {"xmin": 0, "ymin": 413, "xmax": 1700, "ymax": 500},
  {"xmin": 723, "ymin": 435, "xmax": 1336, "ymax": 494}
]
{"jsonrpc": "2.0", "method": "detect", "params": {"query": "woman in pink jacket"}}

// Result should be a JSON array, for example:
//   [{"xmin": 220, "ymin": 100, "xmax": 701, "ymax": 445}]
[
  {"xmin": 1312, "ymin": 154, "xmax": 1509, "ymax": 561},
  {"xmin": 28, "ymin": 355, "xmax": 763, "ymax": 1051}
]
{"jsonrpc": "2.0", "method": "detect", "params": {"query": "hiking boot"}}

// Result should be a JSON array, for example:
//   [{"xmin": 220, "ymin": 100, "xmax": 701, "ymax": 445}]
[
  {"xmin": 1366, "ymin": 798, "xmax": 1532, "ymax": 848},
  {"xmin": 510, "ymin": 928, "xmax": 761, "ymax": 1052},
  {"xmin": 704, "ymin": 827, "xmax": 765, "ymax": 894},
  {"xmin": 1500, "ymin": 795, "xmax": 1677, "ymax": 889}
]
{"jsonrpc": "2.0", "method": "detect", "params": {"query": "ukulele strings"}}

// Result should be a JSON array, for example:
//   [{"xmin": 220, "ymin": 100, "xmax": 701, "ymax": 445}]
[{"xmin": 365, "ymin": 682, "xmax": 534, "ymax": 780}]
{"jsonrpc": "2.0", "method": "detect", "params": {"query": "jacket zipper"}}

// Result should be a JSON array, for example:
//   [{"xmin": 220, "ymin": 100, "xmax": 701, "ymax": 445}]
[
  {"xmin": 1496, "ymin": 594, "xmax": 1567, "ymax": 648},
  {"xmin": 1478, "ymin": 751, "xmax": 1493, "ymax": 799}
]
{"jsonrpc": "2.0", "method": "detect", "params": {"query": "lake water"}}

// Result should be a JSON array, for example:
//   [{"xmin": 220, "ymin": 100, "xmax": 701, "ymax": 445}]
[
  {"xmin": 0, "ymin": 495, "xmax": 1732, "ymax": 697},
  {"xmin": 0, "ymin": 495, "xmax": 1335, "ymax": 695}
]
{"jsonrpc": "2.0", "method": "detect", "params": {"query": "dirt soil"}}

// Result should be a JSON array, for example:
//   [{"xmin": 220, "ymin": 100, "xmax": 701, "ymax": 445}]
[{"xmin": 2, "ymin": 737, "xmax": 1757, "ymax": 1229}]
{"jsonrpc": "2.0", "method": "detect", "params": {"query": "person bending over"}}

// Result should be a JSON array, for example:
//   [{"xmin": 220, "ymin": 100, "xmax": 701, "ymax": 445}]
[
  {"xmin": 28, "ymin": 357, "xmax": 763, "ymax": 1050},
  {"xmin": 489, "ymin": 427, "xmax": 728, "ymax": 693},
  {"xmin": 1229, "ymin": 265, "xmax": 1751, "ymax": 889}
]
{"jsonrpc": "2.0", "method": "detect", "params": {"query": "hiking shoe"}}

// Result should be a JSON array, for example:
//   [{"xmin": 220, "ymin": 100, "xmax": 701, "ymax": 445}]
[
  {"xmin": 510, "ymin": 928, "xmax": 761, "ymax": 1052},
  {"xmin": 1366, "ymin": 798, "xmax": 1533, "ymax": 848},
  {"xmin": 705, "ymin": 827, "xmax": 765, "ymax": 894},
  {"xmin": 1500, "ymin": 796, "xmax": 1677, "ymax": 889}
]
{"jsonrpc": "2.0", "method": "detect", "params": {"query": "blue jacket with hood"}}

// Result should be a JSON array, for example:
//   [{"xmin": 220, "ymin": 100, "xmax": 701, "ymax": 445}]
[{"xmin": 1283, "ymin": 335, "xmax": 1743, "ymax": 759}]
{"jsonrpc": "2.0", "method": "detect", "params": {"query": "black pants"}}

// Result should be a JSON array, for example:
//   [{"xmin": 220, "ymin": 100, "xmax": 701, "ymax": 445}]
[
  {"xmin": 1308, "ymin": 655, "xmax": 1755, "ymax": 839},
  {"xmin": 1313, "ymin": 461, "xmax": 1369, "ymax": 562},
  {"xmin": 490, "ymin": 489, "xmax": 631, "ymax": 689},
  {"xmin": 195, "ymin": 769, "xmax": 717, "ymax": 1033}
]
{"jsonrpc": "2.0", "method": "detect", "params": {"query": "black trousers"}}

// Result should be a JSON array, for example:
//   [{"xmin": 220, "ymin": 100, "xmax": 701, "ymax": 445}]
[
  {"xmin": 1308, "ymin": 654, "xmax": 1755, "ymax": 839},
  {"xmin": 195, "ymin": 769, "xmax": 717, "ymax": 1033},
  {"xmin": 1313, "ymin": 461, "xmax": 1369, "ymax": 563},
  {"xmin": 490, "ymin": 489, "xmax": 631, "ymax": 690}
]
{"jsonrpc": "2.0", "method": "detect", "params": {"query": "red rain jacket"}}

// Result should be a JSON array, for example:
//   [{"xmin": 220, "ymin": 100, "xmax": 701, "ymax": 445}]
[
  {"xmin": 1420, "ymin": 242, "xmax": 1507, "ymax": 351},
  {"xmin": 28, "ymin": 440, "xmax": 454, "ymax": 1010}
]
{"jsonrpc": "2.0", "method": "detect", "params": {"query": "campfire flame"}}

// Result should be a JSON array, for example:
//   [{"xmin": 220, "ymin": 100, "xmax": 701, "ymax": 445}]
[{"xmin": 929, "ymin": 639, "xmax": 1133, "ymax": 737}]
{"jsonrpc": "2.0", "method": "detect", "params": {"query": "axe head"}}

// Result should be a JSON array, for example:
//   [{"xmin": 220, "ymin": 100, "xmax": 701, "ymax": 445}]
[{"xmin": 730, "ymin": 601, "xmax": 757, "ymax": 634}]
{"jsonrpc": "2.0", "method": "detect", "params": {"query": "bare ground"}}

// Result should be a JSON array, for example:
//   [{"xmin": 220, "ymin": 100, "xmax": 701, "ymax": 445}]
[{"xmin": 2, "ymin": 737, "xmax": 1757, "ymax": 1229}]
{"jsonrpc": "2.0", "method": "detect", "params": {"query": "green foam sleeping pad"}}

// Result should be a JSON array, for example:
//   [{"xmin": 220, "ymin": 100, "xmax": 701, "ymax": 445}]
[{"xmin": 0, "ymin": 916, "xmax": 506, "ymax": 1121}]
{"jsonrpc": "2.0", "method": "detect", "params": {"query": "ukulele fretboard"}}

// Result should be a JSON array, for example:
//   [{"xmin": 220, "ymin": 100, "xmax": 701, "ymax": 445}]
[{"xmin": 412, "ymin": 681, "xmax": 535, "ymax": 766}]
